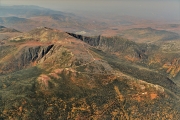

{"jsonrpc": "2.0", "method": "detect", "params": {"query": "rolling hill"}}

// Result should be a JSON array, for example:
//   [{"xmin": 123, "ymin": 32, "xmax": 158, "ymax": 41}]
[
  {"xmin": 0, "ymin": 25, "xmax": 20, "ymax": 33},
  {"xmin": 120, "ymin": 27, "xmax": 180, "ymax": 43},
  {"xmin": 0, "ymin": 26, "xmax": 22, "ymax": 45}
]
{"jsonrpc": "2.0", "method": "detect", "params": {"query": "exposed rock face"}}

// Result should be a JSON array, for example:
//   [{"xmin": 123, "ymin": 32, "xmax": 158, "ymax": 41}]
[
  {"xmin": 68, "ymin": 33, "xmax": 148, "ymax": 60},
  {"xmin": 18, "ymin": 44, "xmax": 54, "ymax": 63},
  {"xmin": 68, "ymin": 33, "xmax": 180, "ymax": 79},
  {"xmin": 68, "ymin": 33, "xmax": 101, "ymax": 46},
  {"xmin": 0, "ymin": 44, "xmax": 54, "ymax": 74},
  {"xmin": 67, "ymin": 33, "xmax": 180, "ymax": 94}
]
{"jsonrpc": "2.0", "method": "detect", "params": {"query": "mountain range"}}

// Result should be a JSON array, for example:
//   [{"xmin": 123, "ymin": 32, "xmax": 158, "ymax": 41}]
[
  {"xmin": 0, "ymin": 5, "xmax": 180, "ymax": 120},
  {"xmin": 0, "ymin": 26, "xmax": 180, "ymax": 119},
  {"xmin": 0, "ymin": 5, "xmax": 106, "ymax": 33}
]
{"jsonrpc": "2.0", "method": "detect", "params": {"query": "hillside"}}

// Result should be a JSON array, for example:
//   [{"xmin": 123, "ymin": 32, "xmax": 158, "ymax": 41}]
[
  {"xmin": 120, "ymin": 27, "xmax": 180, "ymax": 43},
  {"xmin": 68, "ymin": 33, "xmax": 180, "ymax": 81},
  {"xmin": 0, "ymin": 26, "xmax": 20, "ymax": 33},
  {"xmin": 0, "ymin": 26, "xmax": 22, "ymax": 45},
  {"xmin": 0, "ymin": 27, "xmax": 180, "ymax": 119}
]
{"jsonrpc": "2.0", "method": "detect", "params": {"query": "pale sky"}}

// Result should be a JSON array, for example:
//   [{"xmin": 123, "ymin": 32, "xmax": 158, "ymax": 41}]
[{"xmin": 1, "ymin": 0, "xmax": 180, "ymax": 21}]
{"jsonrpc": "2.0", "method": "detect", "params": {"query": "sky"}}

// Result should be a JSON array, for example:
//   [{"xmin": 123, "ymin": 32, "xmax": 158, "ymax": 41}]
[{"xmin": 1, "ymin": 0, "xmax": 180, "ymax": 21}]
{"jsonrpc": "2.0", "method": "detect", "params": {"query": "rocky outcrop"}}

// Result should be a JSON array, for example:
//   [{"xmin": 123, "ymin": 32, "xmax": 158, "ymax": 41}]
[
  {"xmin": 68, "ymin": 33, "xmax": 148, "ymax": 60},
  {"xmin": 0, "ymin": 44, "xmax": 54, "ymax": 74},
  {"xmin": 67, "ymin": 33, "xmax": 101, "ymax": 46},
  {"xmin": 17, "ymin": 44, "xmax": 54, "ymax": 66},
  {"xmin": 163, "ymin": 58, "xmax": 180, "ymax": 77}
]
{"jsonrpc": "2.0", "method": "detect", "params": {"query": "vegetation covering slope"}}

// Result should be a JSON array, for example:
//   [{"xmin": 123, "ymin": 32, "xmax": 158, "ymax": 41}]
[
  {"xmin": 0, "ymin": 27, "xmax": 180, "ymax": 119},
  {"xmin": 120, "ymin": 27, "xmax": 180, "ymax": 43},
  {"xmin": 0, "ymin": 26, "xmax": 20, "ymax": 33}
]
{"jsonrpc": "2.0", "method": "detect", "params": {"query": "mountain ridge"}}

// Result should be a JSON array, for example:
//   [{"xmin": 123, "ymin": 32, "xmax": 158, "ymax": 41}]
[{"xmin": 0, "ymin": 27, "xmax": 180, "ymax": 119}]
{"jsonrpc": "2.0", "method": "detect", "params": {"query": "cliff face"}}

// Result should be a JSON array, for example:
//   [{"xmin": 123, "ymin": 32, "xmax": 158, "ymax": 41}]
[
  {"xmin": 68, "ymin": 33, "xmax": 180, "ymax": 79},
  {"xmin": 68, "ymin": 33, "xmax": 101, "ymax": 46},
  {"xmin": 17, "ymin": 44, "xmax": 54, "ymax": 64},
  {"xmin": 68, "ymin": 33, "xmax": 150, "ymax": 61},
  {"xmin": 0, "ymin": 44, "xmax": 54, "ymax": 74}
]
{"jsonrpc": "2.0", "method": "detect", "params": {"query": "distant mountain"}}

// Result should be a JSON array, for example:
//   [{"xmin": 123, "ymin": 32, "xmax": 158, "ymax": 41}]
[
  {"xmin": 0, "ymin": 26, "xmax": 21, "ymax": 42},
  {"xmin": 0, "ymin": 16, "xmax": 38, "ymax": 32},
  {"xmin": 0, "ymin": 5, "xmax": 106, "ymax": 33},
  {"xmin": 120, "ymin": 27, "xmax": 180, "ymax": 43},
  {"xmin": 0, "ymin": 27, "xmax": 180, "ymax": 119},
  {"xmin": 0, "ymin": 5, "xmax": 66, "ymax": 17},
  {"xmin": 0, "ymin": 17, "xmax": 31, "ymax": 25},
  {"xmin": 0, "ymin": 25, "xmax": 20, "ymax": 33}
]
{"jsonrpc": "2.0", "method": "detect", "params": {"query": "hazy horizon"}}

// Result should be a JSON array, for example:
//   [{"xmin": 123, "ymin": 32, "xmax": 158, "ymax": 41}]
[{"xmin": 0, "ymin": 0, "xmax": 180, "ymax": 22}]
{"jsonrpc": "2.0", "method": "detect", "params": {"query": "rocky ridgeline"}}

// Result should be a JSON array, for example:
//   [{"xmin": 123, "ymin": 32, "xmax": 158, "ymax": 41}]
[
  {"xmin": 68, "ymin": 33, "xmax": 149, "ymax": 61},
  {"xmin": 0, "ymin": 44, "xmax": 54, "ymax": 74}
]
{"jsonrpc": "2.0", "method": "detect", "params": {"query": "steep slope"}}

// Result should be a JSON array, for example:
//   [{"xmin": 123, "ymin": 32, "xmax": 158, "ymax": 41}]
[
  {"xmin": 68, "ymin": 33, "xmax": 180, "ymax": 92},
  {"xmin": 68, "ymin": 33, "xmax": 180, "ymax": 79},
  {"xmin": 68, "ymin": 33, "xmax": 154, "ymax": 61},
  {"xmin": 0, "ymin": 28, "xmax": 180, "ymax": 119}
]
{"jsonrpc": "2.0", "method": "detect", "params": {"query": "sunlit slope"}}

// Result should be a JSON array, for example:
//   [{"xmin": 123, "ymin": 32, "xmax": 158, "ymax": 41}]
[
  {"xmin": 0, "ymin": 27, "xmax": 180, "ymax": 119},
  {"xmin": 69, "ymin": 33, "xmax": 180, "ymax": 79}
]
